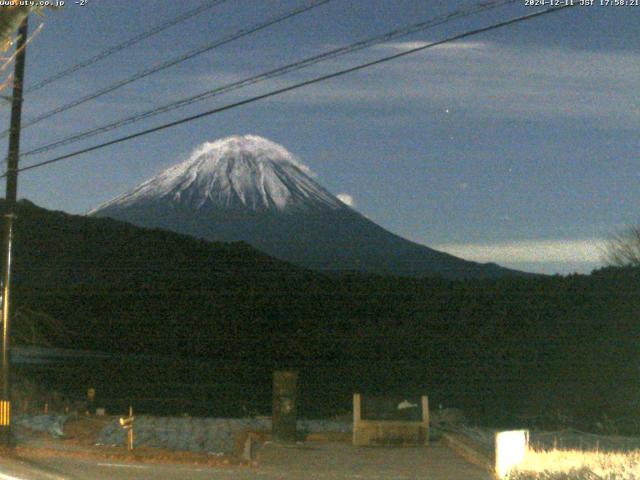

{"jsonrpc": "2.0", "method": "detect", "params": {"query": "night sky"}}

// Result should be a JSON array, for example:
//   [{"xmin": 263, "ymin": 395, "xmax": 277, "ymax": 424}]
[{"xmin": 1, "ymin": 0, "xmax": 638, "ymax": 274}]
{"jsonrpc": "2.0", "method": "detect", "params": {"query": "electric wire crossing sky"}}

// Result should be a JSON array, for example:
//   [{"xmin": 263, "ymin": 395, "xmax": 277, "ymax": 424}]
[{"xmin": 1, "ymin": 0, "xmax": 637, "ymax": 275}]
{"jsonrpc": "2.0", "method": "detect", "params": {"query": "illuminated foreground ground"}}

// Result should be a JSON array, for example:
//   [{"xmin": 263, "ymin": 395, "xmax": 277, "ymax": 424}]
[{"xmin": 0, "ymin": 442, "xmax": 492, "ymax": 480}]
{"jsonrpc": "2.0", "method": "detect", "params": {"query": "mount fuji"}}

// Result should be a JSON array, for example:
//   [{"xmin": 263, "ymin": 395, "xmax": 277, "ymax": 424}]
[{"xmin": 90, "ymin": 135, "xmax": 523, "ymax": 279}]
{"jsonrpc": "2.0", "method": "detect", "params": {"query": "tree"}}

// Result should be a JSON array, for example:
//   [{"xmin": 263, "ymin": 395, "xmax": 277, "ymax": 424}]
[
  {"xmin": 0, "ymin": 6, "xmax": 56, "ymax": 97},
  {"xmin": 603, "ymin": 226, "xmax": 640, "ymax": 267},
  {"xmin": 0, "ymin": 7, "xmax": 31, "ymax": 51}
]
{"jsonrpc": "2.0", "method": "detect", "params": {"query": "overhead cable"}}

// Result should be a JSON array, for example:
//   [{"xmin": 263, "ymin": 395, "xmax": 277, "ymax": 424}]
[
  {"xmin": 24, "ymin": 0, "xmax": 228, "ymax": 95},
  {"xmin": 11, "ymin": 4, "xmax": 576, "ymax": 177},
  {"xmin": 3, "ymin": 0, "xmax": 331, "ymax": 139},
  {"xmin": 22, "ymin": 0, "xmax": 516, "ymax": 158}
]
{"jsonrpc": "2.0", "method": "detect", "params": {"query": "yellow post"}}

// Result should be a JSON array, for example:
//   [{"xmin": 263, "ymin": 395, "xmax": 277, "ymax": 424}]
[{"xmin": 0, "ymin": 400, "xmax": 10, "ymax": 427}]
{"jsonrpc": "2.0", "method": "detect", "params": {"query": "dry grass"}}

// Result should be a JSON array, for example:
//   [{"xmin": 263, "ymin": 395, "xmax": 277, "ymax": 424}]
[{"xmin": 508, "ymin": 448, "xmax": 640, "ymax": 480}]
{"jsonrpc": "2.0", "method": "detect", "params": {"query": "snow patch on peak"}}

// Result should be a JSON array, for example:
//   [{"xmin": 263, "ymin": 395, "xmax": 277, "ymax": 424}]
[
  {"xmin": 189, "ymin": 135, "xmax": 315, "ymax": 177},
  {"xmin": 89, "ymin": 135, "xmax": 346, "ymax": 215}
]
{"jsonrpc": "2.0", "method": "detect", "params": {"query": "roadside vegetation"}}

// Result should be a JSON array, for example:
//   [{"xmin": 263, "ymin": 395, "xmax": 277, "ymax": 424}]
[
  {"xmin": 6, "ymin": 200, "xmax": 640, "ymax": 430},
  {"xmin": 509, "ymin": 449, "xmax": 640, "ymax": 480}
]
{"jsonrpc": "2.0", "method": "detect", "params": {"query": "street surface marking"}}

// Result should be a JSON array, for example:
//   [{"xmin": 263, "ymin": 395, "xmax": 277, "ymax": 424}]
[{"xmin": 97, "ymin": 463, "xmax": 149, "ymax": 469}]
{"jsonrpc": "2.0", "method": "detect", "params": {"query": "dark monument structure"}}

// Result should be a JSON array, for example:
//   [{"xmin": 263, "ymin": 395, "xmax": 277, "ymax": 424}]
[{"xmin": 272, "ymin": 371, "xmax": 298, "ymax": 444}]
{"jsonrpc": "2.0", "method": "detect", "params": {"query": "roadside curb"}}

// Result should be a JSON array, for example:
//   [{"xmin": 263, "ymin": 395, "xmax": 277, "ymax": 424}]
[
  {"xmin": 441, "ymin": 432, "xmax": 494, "ymax": 474},
  {"xmin": 13, "ymin": 443, "xmax": 241, "ymax": 468},
  {"xmin": 233, "ymin": 430, "xmax": 352, "ymax": 466}
]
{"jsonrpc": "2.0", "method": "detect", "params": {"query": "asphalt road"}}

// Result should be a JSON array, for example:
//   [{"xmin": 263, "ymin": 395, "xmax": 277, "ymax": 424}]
[
  {"xmin": 0, "ymin": 442, "xmax": 493, "ymax": 480},
  {"xmin": 0, "ymin": 455, "xmax": 238, "ymax": 480}
]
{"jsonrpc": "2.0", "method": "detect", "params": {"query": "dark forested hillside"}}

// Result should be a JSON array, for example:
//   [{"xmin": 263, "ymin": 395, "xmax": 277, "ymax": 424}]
[{"xmin": 5, "ymin": 200, "xmax": 640, "ymax": 432}]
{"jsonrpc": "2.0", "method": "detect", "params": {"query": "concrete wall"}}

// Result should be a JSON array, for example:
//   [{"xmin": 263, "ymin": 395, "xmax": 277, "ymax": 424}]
[{"xmin": 352, "ymin": 394, "xmax": 429, "ymax": 447}]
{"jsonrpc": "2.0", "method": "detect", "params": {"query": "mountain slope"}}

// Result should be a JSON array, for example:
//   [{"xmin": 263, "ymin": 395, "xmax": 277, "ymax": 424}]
[
  {"xmin": 4, "ymin": 200, "xmax": 638, "ymax": 430},
  {"xmin": 92, "ymin": 135, "xmax": 342, "ymax": 213},
  {"xmin": 7, "ymin": 199, "xmax": 316, "ymax": 355},
  {"xmin": 90, "ymin": 135, "xmax": 525, "ymax": 279}
]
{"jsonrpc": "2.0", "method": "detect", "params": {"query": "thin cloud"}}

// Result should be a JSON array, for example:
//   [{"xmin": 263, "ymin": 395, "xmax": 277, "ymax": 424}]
[
  {"xmin": 264, "ymin": 43, "xmax": 639, "ymax": 126},
  {"xmin": 378, "ymin": 40, "xmax": 489, "ymax": 52},
  {"xmin": 336, "ymin": 193, "xmax": 355, "ymax": 207},
  {"xmin": 433, "ymin": 238, "xmax": 606, "ymax": 264}
]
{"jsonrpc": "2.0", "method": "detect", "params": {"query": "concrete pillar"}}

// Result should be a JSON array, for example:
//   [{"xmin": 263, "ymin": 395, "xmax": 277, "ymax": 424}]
[
  {"xmin": 421, "ymin": 395, "xmax": 430, "ymax": 445},
  {"xmin": 495, "ymin": 429, "xmax": 529, "ymax": 478}
]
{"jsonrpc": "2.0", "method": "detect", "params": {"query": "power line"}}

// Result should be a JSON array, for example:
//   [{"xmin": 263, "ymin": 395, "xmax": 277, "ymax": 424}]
[
  {"xmin": 24, "ymin": 0, "xmax": 227, "ymax": 95},
  {"xmin": 2, "ymin": 0, "xmax": 331, "ymax": 138},
  {"xmin": 10, "ymin": 4, "xmax": 576, "ymax": 177},
  {"xmin": 21, "ymin": 0, "xmax": 516, "ymax": 159}
]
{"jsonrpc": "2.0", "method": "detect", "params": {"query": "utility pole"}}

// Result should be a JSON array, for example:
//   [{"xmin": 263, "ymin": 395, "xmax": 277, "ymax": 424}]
[{"xmin": 0, "ymin": 17, "xmax": 28, "ymax": 446}]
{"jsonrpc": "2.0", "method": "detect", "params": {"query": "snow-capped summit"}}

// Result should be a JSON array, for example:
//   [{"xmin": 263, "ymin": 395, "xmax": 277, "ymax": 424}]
[
  {"xmin": 91, "ymin": 135, "xmax": 525, "ymax": 279},
  {"xmin": 91, "ymin": 135, "xmax": 343, "ymax": 214}
]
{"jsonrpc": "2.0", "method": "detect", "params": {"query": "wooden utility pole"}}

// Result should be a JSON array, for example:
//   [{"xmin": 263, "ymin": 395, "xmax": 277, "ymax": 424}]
[
  {"xmin": 119, "ymin": 406, "xmax": 134, "ymax": 452},
  {"xmin": 0, "ymin": 16, "xmax": 28, "ymax": 446}
]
